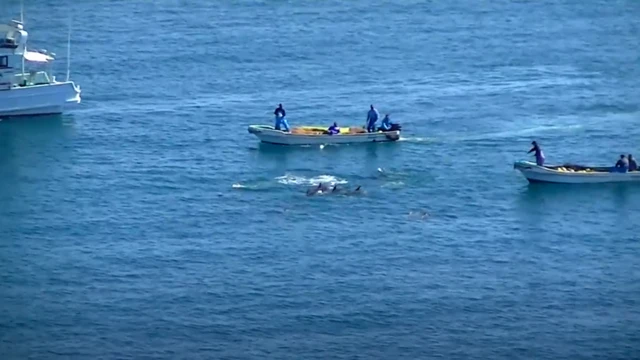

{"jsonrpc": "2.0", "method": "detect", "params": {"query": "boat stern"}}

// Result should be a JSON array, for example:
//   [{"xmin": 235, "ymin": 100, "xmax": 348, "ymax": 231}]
[
  {"xmin": 68, "ymin": 83, "xmax": 81, "ymax": 105},
  {"xmin": 384, "ymin": 130, "xmax": 401, "ymax": 141}
]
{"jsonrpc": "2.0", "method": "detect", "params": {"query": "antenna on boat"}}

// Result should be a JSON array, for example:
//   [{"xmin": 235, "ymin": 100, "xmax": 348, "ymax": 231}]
[
  {"xmin": 20, "ymin": 0, "xmax": 25, "ymax": 81},
  {"xmin": 66, "ymin": 15, "xmax": 71, "ymax": 82}
]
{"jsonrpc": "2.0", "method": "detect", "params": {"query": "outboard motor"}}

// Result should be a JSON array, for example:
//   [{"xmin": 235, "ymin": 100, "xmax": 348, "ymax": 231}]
[{"xmin": 389, "ymin": 123, "xmax": 401, "ymax": 131}]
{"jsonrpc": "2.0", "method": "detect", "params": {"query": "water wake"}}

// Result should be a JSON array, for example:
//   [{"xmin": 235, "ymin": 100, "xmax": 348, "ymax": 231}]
[
  {"xmin": 399, "ymin": 136, "xmax": 433, "ymax": 143},
  {"xmin": 275, "ymin": 174, "xmax": 348, "ymax": 186}
]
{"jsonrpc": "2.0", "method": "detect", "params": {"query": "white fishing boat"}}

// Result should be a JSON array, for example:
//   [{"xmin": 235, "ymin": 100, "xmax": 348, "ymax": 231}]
[
  {"xmin": 0, "ymin": 6, "xmax": 81, "ymax": 118},
  {"xmin": 247, "ymin": 125, "xmax": 401, "ymax": 145},
  {"xmin": 513, "ymin": 160, "xmax": 640, "ymax": 184}
]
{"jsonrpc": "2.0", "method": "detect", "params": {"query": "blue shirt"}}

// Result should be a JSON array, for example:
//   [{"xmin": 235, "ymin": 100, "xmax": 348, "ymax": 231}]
[
  {"xmin": 328, "ymin": 125, "xmax": 340, "ymax": 135},
  {"xmin": 616, "ymin": 158, "xmax": 629, "ymax": 169},
  {"xmin": 380, "ymin": 116, "xmax": 391, "ymax": 130},
  {"xmin": 367, "ymin": 109, "xmax": 379, "ymax": 122}
]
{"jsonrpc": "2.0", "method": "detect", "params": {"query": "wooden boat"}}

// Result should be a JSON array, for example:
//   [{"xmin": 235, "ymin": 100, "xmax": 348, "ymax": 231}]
[
  {"xmin": 513, "ymin": 161, "xmax": 640, "ymax": 184},
  {"xmin": 247, "ymin": 125, "xmax": 401, "ymax": 145}
]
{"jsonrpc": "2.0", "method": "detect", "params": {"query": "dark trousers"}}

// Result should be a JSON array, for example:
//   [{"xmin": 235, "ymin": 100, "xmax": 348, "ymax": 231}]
[{"xmin": 367, "ymin": 121, "xmax": 376, "ymax": 132}]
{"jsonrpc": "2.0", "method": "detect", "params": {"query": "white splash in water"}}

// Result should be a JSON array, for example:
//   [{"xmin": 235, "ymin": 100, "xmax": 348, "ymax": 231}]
[
  {"xmin": 399, "ymin": 137, "xmax": 432, "ymax": 143},
  {"xmin": 276, "ymin": 174, "xmax": 348, "ymax": 186}
]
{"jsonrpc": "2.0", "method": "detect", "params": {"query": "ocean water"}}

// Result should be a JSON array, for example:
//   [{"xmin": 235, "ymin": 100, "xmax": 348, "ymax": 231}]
[{"xmin": 1, "ymin": 0, "xmax": 640, "ymax": 358}]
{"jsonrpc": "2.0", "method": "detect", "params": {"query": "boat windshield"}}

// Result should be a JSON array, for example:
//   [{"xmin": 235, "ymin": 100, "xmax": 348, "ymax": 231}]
[
  {"xmin": 13, "ymin": 71, "xmax": 52, "ymax": 86},
  {"xmin": 0, "ymin": 30, "xmax": 19, "ymax": 49}
]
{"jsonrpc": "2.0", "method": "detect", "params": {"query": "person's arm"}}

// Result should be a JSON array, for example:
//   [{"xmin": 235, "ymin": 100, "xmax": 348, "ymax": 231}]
[{"xmin": 528, "ymin": 147, "xmax": 535, "ymax": 154}]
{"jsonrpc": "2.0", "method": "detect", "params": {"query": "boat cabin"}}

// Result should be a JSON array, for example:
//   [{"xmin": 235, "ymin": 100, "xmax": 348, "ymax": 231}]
[
  {"xmin": 0, "ymin": 21, "xmax": 27, "ymax": 53},
  {"xmin": 0, "ymin": 20, "xmax": 57, "ymax": 90}
]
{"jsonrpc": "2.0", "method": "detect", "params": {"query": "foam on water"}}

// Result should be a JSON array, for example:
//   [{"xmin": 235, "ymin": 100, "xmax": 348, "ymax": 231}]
[
  {"xmin": 398, "ymin": 136, "xmax": 433, "ymax": 143},
  {"xmin": 275, "ymin": 174, "xmax": 349, "ymax": 186}
]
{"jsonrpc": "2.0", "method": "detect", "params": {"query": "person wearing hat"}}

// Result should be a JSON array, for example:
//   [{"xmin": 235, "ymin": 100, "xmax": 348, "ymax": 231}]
[{"xmin": 528, "ymin": 141, "xmax": 545, "ymax": 166}]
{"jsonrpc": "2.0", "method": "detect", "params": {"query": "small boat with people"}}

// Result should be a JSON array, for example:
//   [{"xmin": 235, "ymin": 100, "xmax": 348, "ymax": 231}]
[
  {"xmin": 514, "ymin": 141, "xmax": 640, "ymax": 184},
  {"xmin": 248, "ymin": 103, "xmax": 401, "ymax": 145},
  {"xmin": 248, "ymin": 124, "xmax": 401, "ymax": 145},
  {"xmin": 514, "ymin": 161, "xmax": 640, "ymax": 184}
]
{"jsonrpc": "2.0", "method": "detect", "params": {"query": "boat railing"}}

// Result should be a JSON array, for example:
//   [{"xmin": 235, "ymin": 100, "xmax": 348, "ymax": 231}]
[{"xmin": 13, "ymin": 70, "xmax": 51, "ymax": 86}]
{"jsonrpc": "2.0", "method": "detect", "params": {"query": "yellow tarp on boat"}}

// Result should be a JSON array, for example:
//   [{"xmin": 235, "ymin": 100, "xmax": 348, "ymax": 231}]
[{"xmin": 291, "ymin": 126, "xmax": 367, "ymax": 135}]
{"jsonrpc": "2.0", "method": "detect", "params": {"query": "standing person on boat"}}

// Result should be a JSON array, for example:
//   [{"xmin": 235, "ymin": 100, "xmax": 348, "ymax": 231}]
[
  {"xmin": 327, "ymin": 122, "xmax": 340, "ymax": 135},
  {"xmin": 379, "ymin": 114, "xmax": 392, "ymax": 131},
  {"xmin": 614, "ymin": 154, "xmax": 629, "ymax": 172},
  {"xmin": 628, "ymin": 154, "xmax": 638, "ymax": 171},
  {"xmin": 528, "ymin": 141, "xmax": 545, "ymax": 166},
  {"xmin": 366, "ymin": 105, "xmax": 379, "ymax": 133},
  {"xmin": 274, "ymin": 104, "xmax": 290, "ymax": 132}
]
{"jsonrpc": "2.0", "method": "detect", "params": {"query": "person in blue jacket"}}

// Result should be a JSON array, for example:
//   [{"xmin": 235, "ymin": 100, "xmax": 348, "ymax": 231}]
[
  {"xmin": 366, "ymin": 105, "xmax": 379, "ymax": 132},
  {"xmin": 379, "ymin": 114, "xmax": 392, "ymax": 131},
  {"xmin": 528, "ymin": 141, "xmax": 545, "ymax": 166},
  {"xmin": 327, "ymin": 122, "xmax": 340, "ymax": 135},
  {"xmin": 274, "ymin": 104, "xmax": 290, "ymax": 132}
]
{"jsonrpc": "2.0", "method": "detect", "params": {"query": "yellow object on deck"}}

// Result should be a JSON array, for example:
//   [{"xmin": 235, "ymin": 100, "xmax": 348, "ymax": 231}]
[{"xmin": 291, "ymin": 126, "xmax": 367, "ymax": 135}]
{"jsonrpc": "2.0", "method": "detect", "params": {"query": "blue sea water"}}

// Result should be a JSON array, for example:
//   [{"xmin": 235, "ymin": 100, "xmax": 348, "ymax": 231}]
[{"xmin": 1, "ymin": 0, "xmax": 640, "ymax": 358}]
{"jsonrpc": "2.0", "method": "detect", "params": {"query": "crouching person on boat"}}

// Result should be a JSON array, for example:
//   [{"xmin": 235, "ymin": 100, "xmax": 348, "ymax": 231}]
[
  {"xmin": 326, "ymin": 122, "xmax": 340, "ymax": 135},
  {"xmin": 613, "ymin": 154, "xmax": 629, "ymax": 173},
  {"xmin": 528, "ymin": 141, "xmax": 545, "ymax": 166},
  {"xmin": 379, "ymin": 114, "xmax": 392, "ymax": 131},
  {"xmin": 274, "ymin": 104, "xmax": 290, "ymax": 132}
]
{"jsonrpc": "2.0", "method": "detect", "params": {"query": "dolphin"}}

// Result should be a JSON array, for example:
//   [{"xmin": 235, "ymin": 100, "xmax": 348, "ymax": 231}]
[
  {"xmin": 307, "ymin": 183, "xmax": 330, "ymax": 196},
  {"xmin": 306, "ymin": 183, "xmax": 323, "ymax": 196},
  {"xmin": 409, "ymin": 210, "xmax": 430, "ymax": 220},
  {"xmin": 345, "ymin": 185, "xmax": 364, "ymax": 196}
]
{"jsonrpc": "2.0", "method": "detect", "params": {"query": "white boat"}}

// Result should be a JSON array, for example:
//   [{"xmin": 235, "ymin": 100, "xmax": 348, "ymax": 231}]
[
  {"xmin": 513, "ymin": 160, "xmax": 640, "ymax": 184},
  {"xmin": 0, "ymin": 9, "xmax": 81, "ymax": 118},
  {"xmin": 248, "ymin": 125, "xmax": 401, "ymax": 145}
]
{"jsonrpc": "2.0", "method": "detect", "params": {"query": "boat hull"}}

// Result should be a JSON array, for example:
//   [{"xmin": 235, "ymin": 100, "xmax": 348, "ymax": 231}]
[
  {"xmin": 0, "ymin": 81, "xmax": 81, "ymax": 117},
  {"xmin": 248, "ymin": 125, "xmax": 400, "ymax": 145},
  {"xmin": 513, "ymin": 161, "xmax": 640, "ymax": 184}
]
